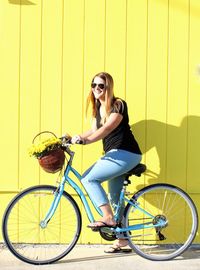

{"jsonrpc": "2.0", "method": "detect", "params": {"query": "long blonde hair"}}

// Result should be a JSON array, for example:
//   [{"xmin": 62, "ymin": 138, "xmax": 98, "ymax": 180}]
[{"xmin": 86, "ymin": 72, "xmax": 117, "ymax": 123}]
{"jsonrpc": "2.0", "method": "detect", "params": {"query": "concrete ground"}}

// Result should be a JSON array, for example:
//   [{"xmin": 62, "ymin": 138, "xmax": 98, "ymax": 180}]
[{"xmin": 0, "ymin": 244, "xmax": 199, "ymax": 270}]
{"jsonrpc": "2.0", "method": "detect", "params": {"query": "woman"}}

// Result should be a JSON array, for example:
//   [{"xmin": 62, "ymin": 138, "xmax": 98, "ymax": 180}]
[{"xmin": 71, "ymin": 72, "xmax": 142, "ymax": 252}]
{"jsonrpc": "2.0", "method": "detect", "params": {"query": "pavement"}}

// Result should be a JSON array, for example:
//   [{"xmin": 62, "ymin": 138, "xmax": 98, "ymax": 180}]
[{"xmin": 0, "ymin": 244, "xmax": 200, "ymax": 270}]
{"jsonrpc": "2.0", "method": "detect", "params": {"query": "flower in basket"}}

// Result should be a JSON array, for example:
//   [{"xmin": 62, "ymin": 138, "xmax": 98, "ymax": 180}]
[
  {"xmin": 28, "ymin": 137, "xmax": 62, "ymax": 159},
  {"xmin": 28, "ymin": 136, "xmax": 66, "ymax": 173}
]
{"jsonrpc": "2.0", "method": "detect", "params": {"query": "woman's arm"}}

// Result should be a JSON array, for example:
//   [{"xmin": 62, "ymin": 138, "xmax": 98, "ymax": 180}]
[
  {"xmin": 84, "ymin": 113, "xmax": 123, "ymax": 144},
  {"xmin": 81, "ymin": 129, "xmax": 94, "ymax": 139}
]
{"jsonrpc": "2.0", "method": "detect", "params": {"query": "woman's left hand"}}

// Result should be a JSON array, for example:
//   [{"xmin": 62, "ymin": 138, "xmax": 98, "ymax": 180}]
[{"xmin": 71, "ymin": 135, "xmax": 85, "ymax": 144}]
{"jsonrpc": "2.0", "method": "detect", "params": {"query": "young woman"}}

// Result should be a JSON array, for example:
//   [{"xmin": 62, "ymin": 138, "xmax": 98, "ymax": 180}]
[{"xmin": 71, "ymin": 72, "xmax": 142, "ymax": 252}]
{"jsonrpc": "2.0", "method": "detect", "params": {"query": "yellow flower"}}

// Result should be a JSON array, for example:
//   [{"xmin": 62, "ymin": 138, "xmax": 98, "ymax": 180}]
[{"xmin": 28, "ymin": 137, "xmax": 62, "ymax": 158}]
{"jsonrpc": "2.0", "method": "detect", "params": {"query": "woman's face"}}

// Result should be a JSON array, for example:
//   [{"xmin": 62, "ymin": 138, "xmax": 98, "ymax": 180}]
[{"xmin": 91, "ymin": 76, "xmax": 106, "ymax": 101}]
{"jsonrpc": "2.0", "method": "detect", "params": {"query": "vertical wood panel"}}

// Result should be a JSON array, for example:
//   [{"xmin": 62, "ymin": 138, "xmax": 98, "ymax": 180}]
[
  {"xmin": 105, "ymin": 0, "xmax": 126, "ymax": 98},
  {"xmin": 19, "ymin": 2, "xmax": 42, "ymax": 188},
  {"xmin": 40, "ymin": 0, "xmax": 63, "ymax": 133},
  {"xmin": 166, "ymin": 0, "xmax": 189, "ymax": 189},
  {"xmin": 187, "ymin": 0, "xmax": 200, "ymax": 193},
  {"xmin": 145, "ymin": 0, "xmax": 169, "ymax": 186},
  {"xmin": 126, "ymin": 0, "xmax": 147, "ymax": 193},
  {"xmin": 126, "ymin": 0, "xmax": 147, "ymax": 132},
  {"xmin": 0, "ymin": 2, "xmax": 20, "ymax": 190}
]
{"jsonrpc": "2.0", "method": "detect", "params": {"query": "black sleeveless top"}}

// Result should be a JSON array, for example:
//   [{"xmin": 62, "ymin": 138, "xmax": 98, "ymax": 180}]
[{"xmin": 96, "ymin": 99, "xmax": 142, "ymax": 154}]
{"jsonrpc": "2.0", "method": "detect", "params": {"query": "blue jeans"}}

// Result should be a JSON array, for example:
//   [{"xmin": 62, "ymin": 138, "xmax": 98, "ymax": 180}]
[{"xmin": 81, "ymin": 149, "xmax": 142, "ymax": 212}]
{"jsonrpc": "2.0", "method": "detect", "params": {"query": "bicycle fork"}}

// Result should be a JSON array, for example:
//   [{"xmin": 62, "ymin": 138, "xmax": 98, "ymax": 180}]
[{"xmin": 40, "ymin": 182, "xmax": 65, "ymax": 229}]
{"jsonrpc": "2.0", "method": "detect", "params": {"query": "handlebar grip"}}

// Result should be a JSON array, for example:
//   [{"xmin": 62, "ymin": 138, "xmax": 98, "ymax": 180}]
[{"xmin": 76, "ymin": 139, "xmax": 84, "ymax": 144}]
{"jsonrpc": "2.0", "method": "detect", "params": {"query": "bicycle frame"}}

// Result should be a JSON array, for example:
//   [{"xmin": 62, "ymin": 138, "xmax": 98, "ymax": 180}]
[
  {"xmin": 41, "ymin": 149, "xmax": 164, "ymax": 233},
  {"xmin": 41, "ymin": 153, "xmax": 103, "ymax": 227}
]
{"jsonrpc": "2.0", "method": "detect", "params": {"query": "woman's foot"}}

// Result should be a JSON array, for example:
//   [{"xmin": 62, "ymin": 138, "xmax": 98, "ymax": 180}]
[
  {"xmin": 87, "ymin": 219, "xmax": 117, "ymax": 231},
  {"xmin": 88, "ymin": 204, "xmax": 116, "ymax": 231},
  {"xmin": 104, "ymin": 239, "xmax": 131, "ymax": 253}
]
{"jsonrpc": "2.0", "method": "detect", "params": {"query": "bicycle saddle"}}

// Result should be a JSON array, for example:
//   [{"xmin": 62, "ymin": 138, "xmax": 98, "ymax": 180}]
[{"xmin": 126, "ymin": 163, "xmax": 146, "ymax": 177}]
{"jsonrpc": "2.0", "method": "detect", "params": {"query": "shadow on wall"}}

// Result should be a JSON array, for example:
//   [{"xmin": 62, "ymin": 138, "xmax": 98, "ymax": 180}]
[
  {"xmin": 8, "ymin": 0, "xmax": 35, "ymax": 5},
  {"xmin": 131, "ymin": 116, "xmax": 200, "ymax": 189}
]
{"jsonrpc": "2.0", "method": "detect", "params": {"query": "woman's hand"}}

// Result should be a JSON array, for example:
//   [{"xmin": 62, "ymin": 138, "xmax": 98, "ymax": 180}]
[{"xmin": 71, "ymin": 135, "xmax": 85, "ymax": 144}]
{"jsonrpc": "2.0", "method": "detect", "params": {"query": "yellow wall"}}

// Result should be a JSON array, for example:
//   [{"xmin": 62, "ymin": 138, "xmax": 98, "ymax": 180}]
[{"xmin": 0, "ymin": 0, "xmax": 200, "ymax": 244}]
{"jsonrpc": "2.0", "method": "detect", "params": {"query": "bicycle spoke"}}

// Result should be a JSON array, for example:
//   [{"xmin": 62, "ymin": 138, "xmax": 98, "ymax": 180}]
[
  {"xmin": 124, "ymin": 184, "xmax": 198, "ymax": 261},
  {"xmin": 3, "ymin": 185, "xmax": 81, "ymax": 264}
]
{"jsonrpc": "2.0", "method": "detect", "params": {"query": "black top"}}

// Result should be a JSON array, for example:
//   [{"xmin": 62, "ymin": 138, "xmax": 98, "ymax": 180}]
[{"xmin": 96, "ymin": 99, "xmax": 142, "ymax": 154}]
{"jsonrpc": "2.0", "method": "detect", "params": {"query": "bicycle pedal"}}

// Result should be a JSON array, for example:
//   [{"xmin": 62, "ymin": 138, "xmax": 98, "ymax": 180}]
[
  {"xmin": 90, "ymin": 227, "xmax": 100, "ymax": 232},
  {"xmin": 90, "ymin": 226, "xmax": 115, "ymax": 232}
]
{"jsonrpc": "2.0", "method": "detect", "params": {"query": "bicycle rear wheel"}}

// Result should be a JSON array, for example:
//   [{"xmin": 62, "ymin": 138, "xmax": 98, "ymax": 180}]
[
  {"xmin": 2, "ymin": 185, "xmax": 82, "ymax": 265},
  {"xmin": 124, "ymin": 183, "xmax": 198, "ymax": 261}
]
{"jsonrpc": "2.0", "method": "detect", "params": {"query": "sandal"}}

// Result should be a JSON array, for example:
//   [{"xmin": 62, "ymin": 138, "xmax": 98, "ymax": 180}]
[
  {"xmin": 87, "ymin": 221, "xmax": 117, "ymax": 232},
  {"xmin": 104, "ymin": 246, "xmax": 132, "ymax": 254}
]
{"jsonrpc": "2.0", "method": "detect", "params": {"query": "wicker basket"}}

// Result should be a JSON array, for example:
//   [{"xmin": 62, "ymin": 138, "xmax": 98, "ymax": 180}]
[
  {"xmin": 32, "ymin": 131, "xmax": 65, "ymax": 174},
  {"xmin": 38, "ymin": 148, "xmax": 65, "ymax": 173}
]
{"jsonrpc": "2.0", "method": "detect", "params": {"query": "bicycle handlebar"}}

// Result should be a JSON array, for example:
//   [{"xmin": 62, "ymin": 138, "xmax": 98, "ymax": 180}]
[
  {"xmin": 60, "ymin": 136, "xmax": 84, "ymax": 147},
  {"xmin": 75, "ymin": 139, "xmax": 84, "ymax": 144}
]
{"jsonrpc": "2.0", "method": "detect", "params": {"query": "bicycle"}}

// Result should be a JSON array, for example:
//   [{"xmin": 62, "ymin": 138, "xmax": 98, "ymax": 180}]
[{"xmin": 2, "ymin": 137, "xmax": 198, "ymax": 265}]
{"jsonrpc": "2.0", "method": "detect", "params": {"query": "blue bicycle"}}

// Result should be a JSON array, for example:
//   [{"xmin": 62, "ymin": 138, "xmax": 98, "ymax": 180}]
[{"xmin": 2, "ymin": 137, "xmax": 198, "ymax": 265}]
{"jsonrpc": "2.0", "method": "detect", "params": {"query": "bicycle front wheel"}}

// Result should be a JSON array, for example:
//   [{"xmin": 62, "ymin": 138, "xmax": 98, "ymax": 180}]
[
  {"xmin": 2, "ymin": 185, "xmax": 82, "ymax": 265},
  {"xmin": 124, "ymin": 183, "xmax": 198, "ymax": 261}
]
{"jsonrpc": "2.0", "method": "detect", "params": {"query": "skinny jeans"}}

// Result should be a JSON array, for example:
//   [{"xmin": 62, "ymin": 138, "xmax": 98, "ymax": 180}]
[{"xmin": 81, "ymin": 149, "xmax": 142, "ymax": 213}]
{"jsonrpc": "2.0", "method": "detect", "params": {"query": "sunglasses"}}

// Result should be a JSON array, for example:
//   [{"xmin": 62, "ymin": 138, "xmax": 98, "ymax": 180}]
[{"xmin": 91, "ymin": 83, "xmax": 105, "ymax": 90}]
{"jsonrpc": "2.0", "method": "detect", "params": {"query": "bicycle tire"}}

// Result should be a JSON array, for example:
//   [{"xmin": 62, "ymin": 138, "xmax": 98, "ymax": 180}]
[
  {"xmin": 123, "ymin": 183, "xmax": 198, "ymax": 261},
  {"xmin": 2, "ymin": 185, "xmax": 82, "ymax": 265}
]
